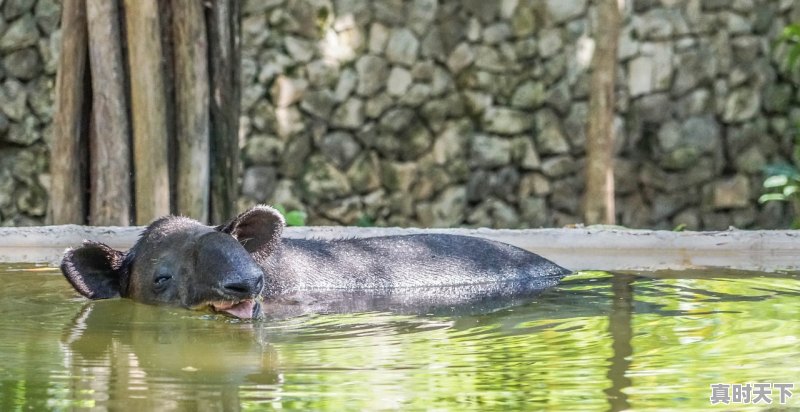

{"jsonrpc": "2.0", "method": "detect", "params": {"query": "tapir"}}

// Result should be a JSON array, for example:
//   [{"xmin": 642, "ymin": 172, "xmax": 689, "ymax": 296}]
[{"xmin": 61, "ymin": 206, "xmax": 570, "ymax": 319}]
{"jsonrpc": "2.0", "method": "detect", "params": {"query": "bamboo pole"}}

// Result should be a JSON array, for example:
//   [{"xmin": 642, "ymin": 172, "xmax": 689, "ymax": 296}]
[
  {"xmin": 50, "ymin": 0, "xmax": 90, "ymax": 224},
  {"xmin": 172, "ymin": 0, "xmax": 210, "ymax": 222},
  {"xmin": 86, "ymin": 0, "xmax": 132, "ymax": 226},
  {"xmin": 123, "ymin": 0, "xmax": 171, "ymax": 225},
  {"xmin": 207, "ymin": 0, "xmax": 241, "ymax": 223}
]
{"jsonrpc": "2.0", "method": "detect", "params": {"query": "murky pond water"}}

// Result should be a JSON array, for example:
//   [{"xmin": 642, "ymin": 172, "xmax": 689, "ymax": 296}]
[{"xmin": 0, "ymin": 264, "xmax": 797, "ymax": 411}]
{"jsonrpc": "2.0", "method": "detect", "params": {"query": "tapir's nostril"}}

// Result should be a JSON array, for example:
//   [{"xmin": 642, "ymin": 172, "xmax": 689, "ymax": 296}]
[
  {"xmin": 223, "ymin": 276, "xmax": 263, "ymax": 297},
  {"xmin": 223, "ymin": 282, "xmax": 249, "ymax": 294}
]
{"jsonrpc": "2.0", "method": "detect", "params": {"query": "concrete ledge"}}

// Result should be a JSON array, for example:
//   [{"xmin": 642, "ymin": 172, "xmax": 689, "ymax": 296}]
[{"xmin": 0, "ymin": 225, "xmax": 798, "ymax": 273}]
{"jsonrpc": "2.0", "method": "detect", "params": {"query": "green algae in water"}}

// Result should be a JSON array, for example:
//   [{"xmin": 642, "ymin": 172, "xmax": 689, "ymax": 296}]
[{"xmin": 0, "ymin": 264, "xmax": 798, "ymax": 411}]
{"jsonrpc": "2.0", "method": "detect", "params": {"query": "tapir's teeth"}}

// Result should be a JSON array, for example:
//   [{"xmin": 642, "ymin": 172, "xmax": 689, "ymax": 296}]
[{"xmin": 210, "ymin": 300, "xmax": 236, "ymax": 310}]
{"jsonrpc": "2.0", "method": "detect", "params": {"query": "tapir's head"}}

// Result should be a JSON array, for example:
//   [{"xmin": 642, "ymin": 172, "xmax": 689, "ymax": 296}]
[{"xmin": 60, "ymin": 206, "xmax": 285, "ymax": 319}]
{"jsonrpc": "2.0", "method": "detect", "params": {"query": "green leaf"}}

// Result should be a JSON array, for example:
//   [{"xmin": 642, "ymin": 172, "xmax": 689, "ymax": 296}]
[
  {"xmin": 762, "ymin": 163, "xmax": 800, "ymax": 179},
  {"xmin": 759, "ymin": 193, "xmax": 787, "ymax": 203},
  {"xmin": 782, "ymin": 23, "xmax": 800, "ymax": 39},
  {"xmin": 788, "ymin": 45, "xmax": 800, "ymax": 71},
  {"xmin": 356, "ymin": 215, "xmax": 375, "ymax": 227},
  {"xmin": 764, "ymin": 175, "xmax": 789, "ymax": 188},
  {"xmin": 783, "ymin": 185, "xmax": 799, "ymax": 197},
  {"xmin": 273, "ymin": 204, "xmax": 287, "ymax": 215},
  {"xmin": 284, "ymin": 210, "xmax": 307, "ymax": 227},
  {"xmin": 672, "ymin": 223, "xmax": 687, "ymax": 232}
]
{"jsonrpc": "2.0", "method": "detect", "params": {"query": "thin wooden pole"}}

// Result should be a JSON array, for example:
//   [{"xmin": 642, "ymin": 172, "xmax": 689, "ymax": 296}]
[
  {"xmin": 51, "ymin": 0, "xmax": 90, "ymax": 224},
  {"xmin": 86, "ymin": 0, "xmax": 132, "ymax": 226},
  {"xmin": 123, "ymin": 0, "xmax": 171, "ymax": 225},
  {"xmin": 583, "ymin": 0, "xmax": 620, "ymax": 225},
  {"xmin": 207, "ymin": 0, "xmax": 241, "ymax": 223},
  {"xmin": 158, "ymin": 0, "xmax": 178, "ymax": 214},
  {"xmin": 172, "ymin": 0, "xmax": 210, "ymax": 222}
]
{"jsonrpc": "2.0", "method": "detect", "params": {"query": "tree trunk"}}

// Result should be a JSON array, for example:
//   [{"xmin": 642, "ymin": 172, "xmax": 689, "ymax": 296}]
[
  {"xmin": 123, "ymin": 0, "xmax": 171, "ymax": 225},
  {"xmin": 207, "ymin": 0, "xmax": 242, "ymax": 223},
  {"xmin": 172, "ymin": 0, "xmax": 210, "ymax": 222},
  {"xmin": 584, "ymin": 0, "xmax": 621, "ymax": 225},
  {"xmin": 86, "ymin": 0, "xmax": 132, "ymax": 226},
  {"xmin": 50, "ymin": 0, "xmax": 90, "ymax": 225}
]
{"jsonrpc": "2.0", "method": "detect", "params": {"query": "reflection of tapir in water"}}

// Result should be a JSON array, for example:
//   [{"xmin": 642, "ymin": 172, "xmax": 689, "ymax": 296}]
[
  {"xmin": 60, "ymin": 206, "xmax": 570, "ymax": 319},
  {"xmin": 61, "ymin": 301, "xmax": 279, "ymax": 410}
]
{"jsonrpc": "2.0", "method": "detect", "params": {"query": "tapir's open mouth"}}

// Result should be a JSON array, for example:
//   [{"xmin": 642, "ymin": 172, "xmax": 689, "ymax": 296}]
[{"xmin": 210, "ymin": 299, "xmax": 260, "ymax": 319}]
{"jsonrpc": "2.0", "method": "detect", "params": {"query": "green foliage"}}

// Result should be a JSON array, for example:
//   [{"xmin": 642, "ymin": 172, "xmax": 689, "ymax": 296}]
[
  {"xmin": 759, "ymin": 164, "xmax": 800, "ymax": 228},
  {"xmin": 780, "ymin": 23, "xmax": 800, "ymax": 71},
  {"xmin": 760, "ymin": 24, "xmax": 800, "ymax": 228},
  {"xmin": 355, "ymin": 214, "xmax": 375, "ymax": 227},
  {"xmin": 274, "ymin": 204, "xmax": 307, "ymax": 227}
]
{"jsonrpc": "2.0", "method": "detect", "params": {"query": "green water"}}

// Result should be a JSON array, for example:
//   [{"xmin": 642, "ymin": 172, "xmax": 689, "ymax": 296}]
[{"xmin": 0, "ymin": 265, "xmax": 797, "ymax": 411}]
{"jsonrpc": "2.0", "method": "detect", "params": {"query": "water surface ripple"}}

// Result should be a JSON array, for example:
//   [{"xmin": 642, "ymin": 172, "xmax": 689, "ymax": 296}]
[{"xmin": 0, "ymin": 265, "xmax": 797, "ymax": 411}]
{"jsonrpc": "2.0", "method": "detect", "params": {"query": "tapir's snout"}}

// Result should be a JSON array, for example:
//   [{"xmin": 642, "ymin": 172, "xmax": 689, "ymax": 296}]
[{"xmin": 194, "ymin": 231, "xmax": 266, "ymax": 319}]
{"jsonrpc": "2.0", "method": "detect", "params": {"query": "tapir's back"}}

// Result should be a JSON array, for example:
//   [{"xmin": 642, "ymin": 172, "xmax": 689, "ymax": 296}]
[{"xmin": 260, "ymin": 234, "xmax": 570, "ymax": 299}]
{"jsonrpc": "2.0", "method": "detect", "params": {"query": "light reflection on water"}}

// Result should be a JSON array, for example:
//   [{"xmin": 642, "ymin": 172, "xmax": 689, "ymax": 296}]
[{"xmin": 0, "ymin": 264, "xmax": 797, "ymax": 411}]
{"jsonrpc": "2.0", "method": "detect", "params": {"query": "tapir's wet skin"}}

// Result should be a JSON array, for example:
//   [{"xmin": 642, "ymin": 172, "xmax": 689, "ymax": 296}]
[
  {"xmin": 2, "ymin": 265, "xmax": 799, "ymax": 410},
  {"xmin": 59, "ymin": 205, "xmax": 571, "ymax": 319}
]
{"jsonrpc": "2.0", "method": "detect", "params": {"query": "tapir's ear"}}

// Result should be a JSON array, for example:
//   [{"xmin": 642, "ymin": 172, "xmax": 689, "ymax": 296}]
[
  {"xmin": 60, "ymin": 241, "xmax": 125, "ymax": 299},
  {"xmin": 217, "ymin": 205, "xmax": 285, "ymax": 257}
]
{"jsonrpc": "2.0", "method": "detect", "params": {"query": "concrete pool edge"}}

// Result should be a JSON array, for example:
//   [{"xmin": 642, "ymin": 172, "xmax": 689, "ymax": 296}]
[{"xmin": 0, "ymin": 225, "xmax": 798, "ymax": 273}]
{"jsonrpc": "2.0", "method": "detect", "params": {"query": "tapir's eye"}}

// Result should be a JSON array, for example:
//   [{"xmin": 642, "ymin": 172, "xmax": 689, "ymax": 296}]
[{"xmin": 154, "ymin": 273, "xmax": 173, "ymax": 286}]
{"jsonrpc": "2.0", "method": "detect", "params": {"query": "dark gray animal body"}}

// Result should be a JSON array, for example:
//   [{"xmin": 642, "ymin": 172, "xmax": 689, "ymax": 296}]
[{"xmin": 61, "ymin": 206, "xmax": 570, "ymax": 319}]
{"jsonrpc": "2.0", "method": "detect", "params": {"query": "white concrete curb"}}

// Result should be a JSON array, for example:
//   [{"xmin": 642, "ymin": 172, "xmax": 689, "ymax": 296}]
[{"xmin": 0, "ymin": 225, "xmax": 798, "ymax": 273}]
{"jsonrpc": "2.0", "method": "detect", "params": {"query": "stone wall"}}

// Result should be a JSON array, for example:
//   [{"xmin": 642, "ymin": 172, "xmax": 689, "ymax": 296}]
[
  {"xmin": 1, "ymin": 0, "xmax": 799, "ymax": 229},
  {"xmin": 237, "ymin": 0, "xmax": 799, "ymax": 229},
  {"xmin": 0, "ymin": 0, "xmax": 58, "ymax": 226}
]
